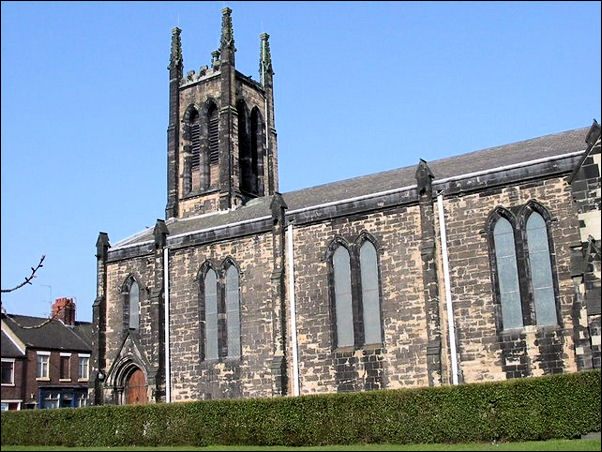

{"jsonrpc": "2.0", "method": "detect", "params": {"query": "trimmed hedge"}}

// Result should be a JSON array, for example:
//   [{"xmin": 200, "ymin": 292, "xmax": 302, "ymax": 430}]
[{"xmin": 1, "ymin": 370, "xmax": 600, "ymax": 447}]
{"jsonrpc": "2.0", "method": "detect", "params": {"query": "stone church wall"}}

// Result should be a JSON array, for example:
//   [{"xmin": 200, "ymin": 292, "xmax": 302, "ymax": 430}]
[
  {"xmin": 290, "ymin": 204, "xmax": 430, "ymax": 394},
  {"xmin": 443, "ymin": 176, "xmax": 581, "ymax": 383},
  {"xmin": 168, "ymin": 231, "xmax": 275, "ymax": 401},
  {"xmin": 104, "ymin": 254, "xmax": 156, "ymax": 379}
]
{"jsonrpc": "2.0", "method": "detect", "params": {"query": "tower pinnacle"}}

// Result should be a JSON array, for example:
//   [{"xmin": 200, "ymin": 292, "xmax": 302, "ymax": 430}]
[
  {"xmin": 169, "ymin": 27, "xmax": 183, "ymax": 70},
  {"xmin": 220, "ymin": 7, "xmax": 235, "ymax": 49},
  {"xmin": 259, "ymin": 32, "xmax": 273, "ymax": 87}
]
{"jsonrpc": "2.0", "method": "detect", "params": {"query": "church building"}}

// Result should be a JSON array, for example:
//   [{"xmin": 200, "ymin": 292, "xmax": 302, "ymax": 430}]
[{"xmin": 91, "ymin": 8, "xmax": 601, "ymax": 405}]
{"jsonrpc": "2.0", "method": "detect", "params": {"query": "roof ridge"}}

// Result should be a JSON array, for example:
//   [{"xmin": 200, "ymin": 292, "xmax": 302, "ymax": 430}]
[
  {"xmin": 63, "ymin": 322, "xmax": 92, "ymax": 348},
  {"xmin": 282, "ymin": 126, "xmax": 588, "ymax": 197}
]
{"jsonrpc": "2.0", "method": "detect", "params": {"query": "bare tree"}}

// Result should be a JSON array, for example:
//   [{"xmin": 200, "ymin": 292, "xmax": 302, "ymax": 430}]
[{"xmin": 0, "ymin": 255, "xmax": 64, "ymax": 329}]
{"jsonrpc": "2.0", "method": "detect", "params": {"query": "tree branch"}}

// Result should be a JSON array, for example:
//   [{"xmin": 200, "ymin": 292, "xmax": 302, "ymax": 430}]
[
  {"xmin": 1, "ymin": 255, "xmax": 45, "ymax": 293},
  {"xmin": 0, "ymin": 254, "xmax": 60, "ymax": 329}
]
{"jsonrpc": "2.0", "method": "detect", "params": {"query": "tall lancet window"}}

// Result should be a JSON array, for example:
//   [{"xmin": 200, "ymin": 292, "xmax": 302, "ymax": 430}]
[
  {"xmin": 225, "ymin": 266, "xmax": 241, "ymax": 359},
  {"xmin": 128, "ymin": 280, "xmax": 140, "ymax": 330},
  {"xmin": 333, "ymin": 246, "xmax": 354, "ymax": 348},
  {"xmin": 204, "ymin": 269, "xmax": 219, "ymax": 360},
  {"xmin": 360, "ymin": 241, "xmax": 382, "ymax": 344},
  {"xmin": 526, "ymin": 212, "xmax": 557, "ymax": 326},
  {"xmin": 492, "ymin": 217, "xmax": 523, "ymax": 329}
]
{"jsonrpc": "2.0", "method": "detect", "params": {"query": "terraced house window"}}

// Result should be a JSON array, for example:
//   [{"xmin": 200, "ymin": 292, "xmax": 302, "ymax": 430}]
[
  {"xmin": 78, "ymin": 355, "xmax": 90, "ymax": 380},
  {"xmin": 1, "ymin": 359, "xmax": 14, "ymax": 385},
  {"xmin": 44, "ymin": 393, "xmax": 59, "ymax": 409},
  {"xmin": 60, "ymin": 354, "xmax": 71, "ymax": 380},
  {"xmin": 330, "ymin": 235, "xmax": 383, "ymax": 348},
  {"xmin": 76, "ymin": 393, "xmax": 88, "ymax": 407},
  {"xmin": 489, "ymin": 203, "xmax": 559, "ymax": 330},
  {"xmin": 36, "ymin": 352, "xmax": 50, "ymax": 379}
]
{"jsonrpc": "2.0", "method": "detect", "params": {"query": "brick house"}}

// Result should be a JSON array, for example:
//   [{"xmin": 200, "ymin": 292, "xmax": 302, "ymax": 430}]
[
  {"xmin": 90, "ymin": 9, "xmax": 601, "ymax": 406},
  {"xmin": 1, "ymin": 298, "xmax": 92, "ymax": 410}
]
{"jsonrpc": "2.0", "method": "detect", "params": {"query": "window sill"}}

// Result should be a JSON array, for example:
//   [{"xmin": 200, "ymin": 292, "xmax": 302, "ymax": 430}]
[
  {"xmin": 1, "ymin": 383, "xmax": 15, "ymax": 387},
  {"xmin": 536, "ymin": 323, "xmax": 562, "ymax": 332},
  {"xmin": 36, "ymin": 377, "xmax": 50, "ymax": 381},
  {"xmin": 501, "ymin": 323, "xmax": 561, "ymax": 335},
  {"xmin": 200, "ymin": 358, "xmax": 242, "ymax": 369},
  {"xmin": 362, "ymin": 343, "xmax": 384, "ymax": 351},
  {"xmin": 78, "ymin": 378, "xmax": 89, "ymax": 382},
  {"xmin": 59, "ymin": 379, "xmax": 71, "ymax": 382},
  {"xmin": 333, "ymin": 344, "xmax": 384, "ymax": 354}
]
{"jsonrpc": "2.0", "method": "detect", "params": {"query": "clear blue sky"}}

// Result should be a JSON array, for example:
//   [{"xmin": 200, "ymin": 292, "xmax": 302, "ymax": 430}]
[{"xmin": 1, "ymin": 1, "xmax": 600, "ymax": 323}]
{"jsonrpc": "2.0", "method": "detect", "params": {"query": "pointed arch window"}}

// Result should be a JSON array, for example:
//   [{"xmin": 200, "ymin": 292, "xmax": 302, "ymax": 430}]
[
  {"xmin": 526, "ymin": 212, "xmax": 557, "ymax": 326},
  {"xmin": 488, "ymin": 203, "xmax": 559, "ymax": 330},
  {"xmin": 200, "ymin": 261, "xmax": 242, "ymax": 362},
  {"xmin": 492, "ymin": 217, "xmax": 523, "ymax": 329},
  {"xmin": 204, "ymin": 269, "xmax": 219, "ymax": 360},
  {"xmin": 128, "ymin": 280, "xmax": 140, "ymax": 330},
  {"xmin": 330, "ymin": 235, "xmax": 383, "ymax": 349},
  {"xmin": 360, "ymin": 241, "xmax": 382, "ymax": 344},
  {"xmin": 333, "ymin": 246, "xmax": 354, "ymax": 348},
  {"xmin": 225, "ymin": 266, "xmax": 241, "ymax": 359},
  {"xmin": 238, "ymin": 104, "xmax": 264, "ymax": 197}
]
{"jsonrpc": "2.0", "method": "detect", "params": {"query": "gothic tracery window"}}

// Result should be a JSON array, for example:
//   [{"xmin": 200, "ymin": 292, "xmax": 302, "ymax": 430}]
[
  {"xmin": 489, "ymin": 203, "xmax": 559, "ymax": 330},
  {"xmin": 200, "ymin": 262, "xmax": 242, "ymax": 361},
  {"xmin": 330, "ymin": 235, "xmax": 383, "ymax": 349}
]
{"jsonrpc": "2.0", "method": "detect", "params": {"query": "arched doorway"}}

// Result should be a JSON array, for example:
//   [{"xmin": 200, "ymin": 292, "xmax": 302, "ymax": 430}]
[{"xmin": 124, "ymin": 368, "xmax": 147, "ymax": 405}]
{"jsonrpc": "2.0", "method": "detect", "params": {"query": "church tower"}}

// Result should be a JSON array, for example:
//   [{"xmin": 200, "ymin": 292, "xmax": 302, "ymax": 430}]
[{"xmin": 165, "ymin": 8, "xmax": 278, "ymax": 219}]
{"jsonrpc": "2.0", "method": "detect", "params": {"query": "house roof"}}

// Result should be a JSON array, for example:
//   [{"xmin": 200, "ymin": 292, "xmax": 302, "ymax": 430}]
[
  {"xmin": 112, "ymin": 126, "xmax": 589, "ymax": 249},
  {"xmin": 1, "ymin": 330, "xmax": 25, "ymax": 358},
  {"xmin": 1, "ymin": 314, "xmax": 92, "ymax": 353}
]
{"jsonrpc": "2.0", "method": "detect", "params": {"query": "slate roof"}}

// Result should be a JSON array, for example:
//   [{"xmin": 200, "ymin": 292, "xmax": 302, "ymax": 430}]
[
  {"xmin": 1, "ymin": 314, "xmax": 92, "ymax": 353},
  {"xmin": 1, "ymin": 330, "xmax": 25, "ymax": 358},
  {"xmin": 113, "ymin": 126, "xmax": 589, "ymax": 249}
]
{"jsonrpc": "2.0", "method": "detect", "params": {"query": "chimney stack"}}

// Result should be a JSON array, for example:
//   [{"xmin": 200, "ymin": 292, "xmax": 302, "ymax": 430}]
[{"xmin": 52, "ymin": 297, "xmax": 76, "ymax": 326}]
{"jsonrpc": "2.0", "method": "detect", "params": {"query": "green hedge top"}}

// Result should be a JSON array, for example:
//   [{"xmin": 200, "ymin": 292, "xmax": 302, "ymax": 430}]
[{"xmin": 2, "ymin": 369, "xmax": 600, "ymax": 447}]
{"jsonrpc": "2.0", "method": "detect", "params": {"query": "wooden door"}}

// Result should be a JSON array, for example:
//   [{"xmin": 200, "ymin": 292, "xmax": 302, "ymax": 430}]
[{"xmin": 125, "ymin": 368, "xmax": 147, "ymax": 405}]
